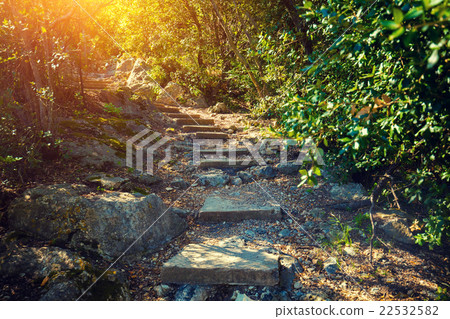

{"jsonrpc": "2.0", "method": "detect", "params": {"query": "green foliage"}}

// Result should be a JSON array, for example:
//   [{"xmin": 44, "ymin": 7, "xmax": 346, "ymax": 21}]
[
  {"xmin": 354, "ymin": 212, "xmax": 370, "ymax": 229},
  {"xmin": 436, "ymin": 286, "xmax": 450, "ymax": 300},
  {"xmin": 329, "ymin": 213, "xmax": 353, "ymax": 246},
  {"xmin": 0, "ymin": 111, "xmax": 61, "ymax": 184},
  {"xmin": 103, "ymin": 103, "xmax": 122, "ymax": 115},
  {"xmin": 267, "ymin": 0, "xmax": 449, "ymax": 249},
  {"xmin": 415, "ymin": 212, "xmax": 450, "ymax": 249}
]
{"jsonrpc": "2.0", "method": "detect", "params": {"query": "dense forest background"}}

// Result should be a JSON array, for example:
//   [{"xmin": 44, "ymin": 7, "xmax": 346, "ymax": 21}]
[{"xmin": 0, "ymin": 0, "xmax": 449, "ymax": 248}]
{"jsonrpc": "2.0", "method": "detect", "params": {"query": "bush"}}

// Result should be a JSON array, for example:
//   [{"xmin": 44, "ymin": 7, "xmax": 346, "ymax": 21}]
[{"xmin": 269, "ymin": 0, "xmax": 449, "ymax": 248}]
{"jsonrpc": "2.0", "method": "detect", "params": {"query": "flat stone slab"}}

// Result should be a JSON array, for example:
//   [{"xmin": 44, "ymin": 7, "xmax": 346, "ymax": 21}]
[
  {"xmin": 161, "ymin": 242, "xmax": 279, "ymax": 286},
  {"xmin": 166, "ymin": 113, "xmax": 201, "ymax": 119},
  {"xmin": 176, "ymin": 118, "xmax": 215, "ymax": 126},
  {"xmin": 200, "ymin": 148, "xmax": 249, "ymax": 156},
  {"xmin": 156, "ymin": 105, "xmax": 180, "ymax": 113},
  {"xmin": 182, "ymin": 125, "xmax": 221, "ymax": 133},
  {"xmin": 198, "ymin": 159, "xmax": 256, "ymax": 169},
  {"xmin": 195, "ymin": 132, "xmax": 228, "ymax": 139},
  {"xmin": 199, "ymin": 196, "xmax": 282, "ymax": 222}
]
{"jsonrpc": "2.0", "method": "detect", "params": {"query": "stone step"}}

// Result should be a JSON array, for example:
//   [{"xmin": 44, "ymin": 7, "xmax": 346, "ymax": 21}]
[
  {"xmin": 83, "ymin": 81, "xmax": 113, "ymax": 89},
  {"xmin": 182, "ymin": 125, "xmax": 221, "ymax": 133},
  {"xmin": 166, "ymin": 113, "xmax": 201, "ymax": 119},
  {"xmin": 198, "ymin": 158, "xmax": 256, "ymax": 169},
  {"xmin": 194, "ymin": 132, "xmax": 228, "ymax": 139},
  {"xmin": 176, "ymin": 118, "xmax": 215, "ymax": 126},
  {"xmin": 154, "ymin": 101, "xmax": 178, "ymax": 107},
  {"xmin": 156, "ymin": 105, "xmax": 180, "ymax": 113},
  {"xmin": 161, "ymin": 241, "xmax": 279, "ymax": 286},
  {"xmin": 199, "ymin": 196, "xmax": 282, "ymax": 222},
  {"xmin": 200, "ymin": 148, "xmax": 249, "ymax": 156}
]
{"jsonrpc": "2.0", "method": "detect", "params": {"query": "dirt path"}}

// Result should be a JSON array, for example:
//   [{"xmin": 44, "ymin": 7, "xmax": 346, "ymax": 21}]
[{"xmin": 123, "ymin": 102, "xmax": 450, "ymax": 301}]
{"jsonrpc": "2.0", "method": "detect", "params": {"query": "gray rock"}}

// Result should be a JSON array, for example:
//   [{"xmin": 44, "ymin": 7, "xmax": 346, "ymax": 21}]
[
  {"xmin": 0, "ymin": 246, "xmax": 87, "ymax": 280},
  {"xmin": 198, "ymin": 172, "xmax": 230, "ymax": 187},
  {"xmin": 237, "ymin": 171, "xmax": 253, "ymax": 183},
  {"xmin": 175, "ymin": 285, "xmax": 212, "ymax": 301},
  {"xmin": 170, "ymin": 207, "xmax": 190, "ymax": 218},
  {"xmin": 251, "ymin": 166, "xmax": 277, "ymax": 179},
  {"xmin": 7, "ymin": 184, "xmax": 187, "ymax": 259},
  {"xmin": 131, "ymin": 172, "xmax": 162, "ymax": 186},
  {"xmin": 260, "ymin": 290, "xmax": 273, "ymax": 301},
  {"xmin": 209, "ymin": 102, "xmax": 230, "ymax": 114},
  {"xmin": 156, "ymin": 82, "xmax": 184, "ymax": 105},
  {"xmin": 307, "ymin": 208, "xmax": 326, "ymax": 218},
  {"xmin": 374, "ymin": 210, "xmax": 415, "ymax": 245},
  {"xmin": 116, "ymin": 58, "xmax": 135, "ymax": 73},
  {"xmin": 40, "ymin": 281, "xmax": 81, "ymax": 301},
  {"xmin": 303, "ymin": 221, "xmax": 316, "ymax": 230},
  {"xmin": 64, "ymin": 140, "xmax": 125, "ymax": 168},
  {"xmin": 273, "ymin": 290, "xmax": 291, "ymax": 301},
  {"xmin": 244, "ymin": 230, "xmax": 255, "ymax": 238},
  {"xmin": 231, "ymin": 177, "xmax": 243, "ymax": 186},
  {"xmin": 279, "ymin": 255, "xmax": 304, "ymax": 291},
  {"xmin": 329, "ymin": 183, "xmax": 367, "ymax": 201},
  {"xmin": 278, "ymin": 229, "xmax": 291, "ymax": 238},
  {"xmin": 98, "ymin": 88, "xmax": 142, "ymax": 115},
  {"xmin": 126, "ymin": 59, "xmax": 149, "ymax": 87},
  {"xmin": 170, "ymin": 178, "xmax": 189, "ymax": 189},
  {"xmin": 154, "ymin": 284, "xmax": 172, "ymax": 298},
  {"xmin": 323, "ymin": 224, "xmax": 342, "ymax": 243},
  {"xmin": 235, "ymin": 293, "xmax": 255, "ymax": 301},
  {"xmin": 323, "ymin": 257, "xmax": 339, "ymax": 274},
  {"xmin": 86, "ymin": 173, "xmax": 127, "ymax": 190},
  {"xmin": 186, "ymin": 96, "xmax": 208, "ymax": 108},
  {"xmin": 0, "ymin": 245, "xmax": 130, "ymax": 301},
  {"xmin": 276, "ymin": 162, "xmax": 301, "ymax": 175},
  {"xmin": 255, "ymin": 227, "xmax": 266, "ymax": 235},
  {"xmin": 343, "ymin": 246, "xmax": 357, "ymax": 257}
]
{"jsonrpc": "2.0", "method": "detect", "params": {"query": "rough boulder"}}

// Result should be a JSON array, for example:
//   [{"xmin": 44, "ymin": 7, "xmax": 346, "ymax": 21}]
[{"xmin": 7, "ymin": 184, "xmax": 188, "ymax": 259}]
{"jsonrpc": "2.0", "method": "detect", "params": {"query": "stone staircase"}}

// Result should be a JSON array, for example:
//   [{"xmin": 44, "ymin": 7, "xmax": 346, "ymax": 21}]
[
  {"xmin": 82, "ymin": 77, "xmax": 114, "ymax": 90},
  {"xmin": 154, "ymin": 102, "xmax": 286, "ymax": 287}
]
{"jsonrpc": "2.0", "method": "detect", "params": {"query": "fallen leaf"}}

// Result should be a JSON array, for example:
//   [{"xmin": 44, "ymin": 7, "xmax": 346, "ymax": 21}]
[{"xmin": 41, "ymin": 276, "xmax": 49, "ymax": 287}]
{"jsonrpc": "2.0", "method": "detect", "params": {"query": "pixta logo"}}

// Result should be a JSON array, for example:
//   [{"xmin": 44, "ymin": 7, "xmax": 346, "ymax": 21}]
[
  {"xmin": 126, "ymin": 129, "xmax": 171, "ymax": 175},
  {"xmin": 127, "ymin": 129, "xmax": 323, "ymax": 175}
]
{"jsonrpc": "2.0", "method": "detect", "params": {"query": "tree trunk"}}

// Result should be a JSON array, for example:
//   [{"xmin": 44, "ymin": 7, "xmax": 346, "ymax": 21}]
[
  {"xmin": 231, "ymin": 0, "xmax": 266, "ymax": 95},
  {"xmin": 182, "ymin": 0, "xmax": 205, "ymax": 69},
  {"xmin": 42, "ymin": 29, "xmax": 54, "ymax": 131},
  {"xmin": 209, "ymin": 0, "xmax": 264, "ymax": 98},
  {"xmin": 280, "ymin": 0, "xmax": 312, "ymax": 55},
  {"xmin": 9, "ymin": 0, "xmax": 48, "ymax": 129},
  {"xmin": 23, "ymin": 30, "xmax": 48, "ymax": 130}
]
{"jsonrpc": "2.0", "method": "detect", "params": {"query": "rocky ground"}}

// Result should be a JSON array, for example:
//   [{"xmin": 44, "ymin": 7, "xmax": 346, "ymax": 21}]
[{"xmin": 0, "ymin": 63, "xmax": 449, "ymax": 301}]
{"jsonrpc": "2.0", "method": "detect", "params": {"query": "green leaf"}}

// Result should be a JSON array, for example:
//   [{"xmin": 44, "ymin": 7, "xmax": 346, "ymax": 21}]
[
  {"xmin": 380, "ymin": 20, "xmax": 401, "ymax": 30},
  {"xmin": 404, "ymin": 7, "xmax": 424, "ymax": 20},
  {"xmin": 393, "ymin": 8, "xmax": 403, "ymax": 24},
  {"xmin": 339, "ymin": 137, "xmax": 351, "ymax": 143},
  {"xmin": 427, "ymin": 49, "xmax": 439, "ymax": 69},
  {"xmin": 304, "ymin": 1, "xmax": 313, "ymax": 9},
  {"xmin": 427, "ymin": 0, "xmax": 444, "ymax": 9},
  {"xmin": 299, "ymin": 169, "xmax": 308, "ymax": 176},
  {"xmin": 313, "ymin": 166, "xmax": 322, "ymax": 176},
  {"xmin": 403, "ymin": 30, "xmax": 418, "ymax": 45},
  {"xmin": 389, "ymin": 27, "xmax": 405, "ymax": 40}
]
